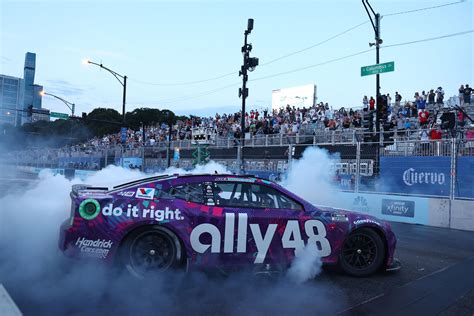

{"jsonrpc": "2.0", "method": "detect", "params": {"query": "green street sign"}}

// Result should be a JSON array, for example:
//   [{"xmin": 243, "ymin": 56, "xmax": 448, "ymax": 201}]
[
  {"xmin": 361, "ymin": 61, "xmax": 395, "ymax": 76},
  {"xmin": 50, "ymin": 112, "xmax": 69, "ymax": 119}
]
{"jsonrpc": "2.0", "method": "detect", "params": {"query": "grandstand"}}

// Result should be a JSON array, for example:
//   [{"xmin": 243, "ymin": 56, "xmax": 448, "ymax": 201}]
[{"xmin": 3, "ymin": 84, "xmax": 473, "ymax": 200}]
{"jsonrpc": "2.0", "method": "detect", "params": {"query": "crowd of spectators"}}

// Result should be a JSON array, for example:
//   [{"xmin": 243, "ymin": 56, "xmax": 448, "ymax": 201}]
[{"xmin": 63, "ymin": 83, "xmax": 474, "ymax": 151}]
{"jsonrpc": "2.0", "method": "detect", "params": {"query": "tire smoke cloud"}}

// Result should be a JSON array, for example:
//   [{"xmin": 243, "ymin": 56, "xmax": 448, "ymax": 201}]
[{"xmin": 0, "ymin": 149, "xmax": 344, "ymax": 315}]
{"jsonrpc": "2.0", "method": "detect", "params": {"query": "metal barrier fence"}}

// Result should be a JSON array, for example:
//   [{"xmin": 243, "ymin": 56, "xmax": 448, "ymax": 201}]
[{"xmin": 3, "ymin": 138, "xmax": 474, "ymax": 200}]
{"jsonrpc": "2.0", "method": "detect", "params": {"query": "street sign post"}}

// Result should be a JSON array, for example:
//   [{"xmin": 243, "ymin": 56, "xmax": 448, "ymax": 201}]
[
  {"xmin": 50, "ymin": 112, "xmax": 69, "ymax": 119},
  {"xmin": 361, "ymin": 61, "xmax": 394, "ymax": 76}
]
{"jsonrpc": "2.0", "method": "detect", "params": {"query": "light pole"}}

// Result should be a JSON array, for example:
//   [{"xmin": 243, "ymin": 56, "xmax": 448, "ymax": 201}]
[
  {"xmin": 40, "ymin": 90, "xmax": 75, "ymax": 116},
  {"xmin": 362, "ymin": 0, "xmax": 382, "ymax": 135},
  {"xmin": 239, "ymin": 18, "xmax": 259, "ymax": 174},
  {"xmin": 40, "ymin": 90, "xmax": 76, "ymax": 144},
  {"xmin": 83, "ymin": 59, "xmax": 127, "ymax": 124}
]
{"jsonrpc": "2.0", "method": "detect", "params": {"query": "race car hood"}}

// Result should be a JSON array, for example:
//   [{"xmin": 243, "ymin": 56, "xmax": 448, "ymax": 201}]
[{"xmin": 313, "ymin": 204, "xmax": 390, "ymax": 230}]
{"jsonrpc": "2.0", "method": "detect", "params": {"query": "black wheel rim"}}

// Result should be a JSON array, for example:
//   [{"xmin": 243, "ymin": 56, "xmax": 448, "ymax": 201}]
[
  {"xmin": 129, "ymin": 231, "xmax": 176, "ymax": 274},
  {"xmin": 342, "ymin": 233, "xmax": 377, "ymax": 270}
]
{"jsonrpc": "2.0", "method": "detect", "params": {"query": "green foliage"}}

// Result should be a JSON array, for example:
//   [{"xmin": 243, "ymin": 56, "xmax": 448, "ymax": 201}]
[
  {"xmin": 0, "ymin": 106, "xmax": 185, "ymax": 150},
  {"xmin": 85, "ymin": 108, "xmax": 122, "ymax": 137}
]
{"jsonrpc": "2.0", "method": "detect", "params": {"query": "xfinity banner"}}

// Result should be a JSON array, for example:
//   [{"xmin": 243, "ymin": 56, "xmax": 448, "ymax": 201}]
[
  {"xmin": 380, "ymin": 156, "xmax": 451, "ymax": 196},
  {"xmin": 381, "ymin": 199, "xmax": 415, "ymax": 218}
]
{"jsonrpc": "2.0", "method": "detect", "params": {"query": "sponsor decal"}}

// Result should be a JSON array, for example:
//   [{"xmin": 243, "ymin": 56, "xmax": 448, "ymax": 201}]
[
  {"xmin": 136, "ymin": 188, "xmax": 155, "ymax": 199},
  {"xmin": 117, "ymin": 191, "xmax": 135, "ymax": 197},
  {"xmin": 381, "ymin": 199, "xmax": 415, "ymax": 217},
  {"xmin": 402, "ymin": 168, "xmax": 446, "ymax": 186},
  {"xmin": 352, "ymin": 196, "xmax": 369, "ymax": 213},
  {"xmin": 203, "ymin": 181, "xmax": 215, "ymax": 206},
  {"xmin": 78, "ymin": 199, "xmax": 101, "ymax": 220},
  {"xmin": 75, "ymin": 237, "xmax": 113, "ymax": 259},
  {"xmin": 353, "ymin": 218, "xmax": 381, "ymax": 226},
  {"xmin": 215, "ymin": 177, "xmax": 256, "ymax": 183},
  {"xmin": 190, "ymin": 213, "xmax": 331, "ymax": 263},
  {"xmin": 101, "ymin": 203, "xmax": 184, "ymax": 222}
]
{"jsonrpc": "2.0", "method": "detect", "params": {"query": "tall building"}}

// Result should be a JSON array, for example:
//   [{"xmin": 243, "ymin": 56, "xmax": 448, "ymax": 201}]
[
  {"xmin": 0, "ymin": 75, "xmax": 23, "ymax": 126},
  {"xmin": 0, "ymin": 52, "xmax": 48, "ymax": 126}
]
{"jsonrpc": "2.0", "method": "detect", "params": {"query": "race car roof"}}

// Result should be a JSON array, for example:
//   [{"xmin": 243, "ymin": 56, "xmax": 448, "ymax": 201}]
[{"xmin": 112, "ymin": 173, "xmax": 271, "ymax": 190}]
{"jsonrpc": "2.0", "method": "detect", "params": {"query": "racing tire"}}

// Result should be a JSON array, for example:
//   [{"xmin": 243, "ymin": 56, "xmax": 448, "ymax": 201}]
[
  {"xmin": 120, "ymin": 226, "xmax": 183, "ymax": 279},
  {"xmin": 339, "ymin": 228, "xmax": 385, "ymax": 277}
]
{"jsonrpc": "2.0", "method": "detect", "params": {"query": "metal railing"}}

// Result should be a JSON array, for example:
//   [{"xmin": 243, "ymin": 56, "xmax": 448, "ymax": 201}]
[{"xmin": 3, "ymin": 138, "xmax": 474, "ymax": 200}]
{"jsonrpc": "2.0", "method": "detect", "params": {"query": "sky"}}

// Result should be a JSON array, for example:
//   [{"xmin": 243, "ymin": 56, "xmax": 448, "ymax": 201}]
[{"xmin": 0, "ymin": 0, "xmax": 473, "ymax": 117}]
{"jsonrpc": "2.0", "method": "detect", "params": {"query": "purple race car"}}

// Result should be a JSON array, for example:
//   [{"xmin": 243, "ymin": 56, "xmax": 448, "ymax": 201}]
[{"xmin": 59, "ymin": 174, "xmax": 400, "ymax": 277}]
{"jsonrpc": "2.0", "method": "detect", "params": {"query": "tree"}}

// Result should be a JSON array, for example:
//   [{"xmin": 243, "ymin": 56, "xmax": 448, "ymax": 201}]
[{"xmin": 85, "ymin": 108, "xmax": 122, "ymax": 137}]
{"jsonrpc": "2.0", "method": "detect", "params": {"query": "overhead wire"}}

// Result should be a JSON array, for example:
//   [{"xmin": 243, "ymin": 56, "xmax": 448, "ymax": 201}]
[
  {"xmin": 127, "ymin": 20, "xmax": 370, "ymax": 87},
  {"xmin": 383, "ymin": 0, "xmax": 465, "ymax": 17},
  {"xmin": 149, "ymin": 29, "xmax": 473, "ymax": 104}
]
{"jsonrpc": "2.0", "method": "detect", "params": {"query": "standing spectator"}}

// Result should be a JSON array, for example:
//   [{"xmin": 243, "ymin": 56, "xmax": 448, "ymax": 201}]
[
  {"xmin": 459, "ymin": 85, "xmax": 465, "ymax": 106},
  {"xmin": 430, "ymin": 124, "xmax": 442, "ymax": 140},
  {"xmin": 428, "ymin": 89, "xmax": 436, "ymax": 105},
  {"xmin": 416, "ymin": 96, "xmax": 426, "ymax": 110},
  {"xmin": 369, "ymin": 96, "xmax": 375, "ymax": 111},
  {"xmin": 395, "ymin": 92, "xmax": 402, "ymax": 108},
  {"xmin": 418, "ymin": 108, "xmax": 429, "ymax": 126},
  {"xmin": 362, "ymin": 95, "xmax": 369, "ymax": 109},
  {"xmin": 419, "ymin": 126, "xmax": 430, "ymax": 154},
  {"xmin": 436, "ymin": 87, "xmax": 445, "ymax": 105},
  {"xmin": 463, "ymin": 84, "xmax": 472, "ymax": 105},
  {"xmin": 421, "ymin": 90, "xmax": 427, "ymax": 101}
]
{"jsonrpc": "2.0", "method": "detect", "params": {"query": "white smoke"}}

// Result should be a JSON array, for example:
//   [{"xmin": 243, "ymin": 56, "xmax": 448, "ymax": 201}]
[
  {"xmin": 280, "ymin": 147, "xmax": 339, "ymax": 205},
  {"xmin": 286, "ymin": 244, "xmax": 322, "ymax": 284},
  {"xmin": 0, "ymin": 154, "xmax": 345, "ymax": 314}
]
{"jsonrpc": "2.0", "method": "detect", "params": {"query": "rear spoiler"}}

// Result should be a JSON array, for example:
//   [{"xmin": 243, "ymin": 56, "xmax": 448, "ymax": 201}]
[{"xmin": 72, "ymin": 184, "xmax": 109, "ymax": 196}]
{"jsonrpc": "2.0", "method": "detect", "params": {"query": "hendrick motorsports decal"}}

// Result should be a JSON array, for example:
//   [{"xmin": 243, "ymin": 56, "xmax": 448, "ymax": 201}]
[
  {"xmin": 136, "ymin": 188, "xmax": 155, "ymax": 199},
  {"xmin": 381, "ymin": 199, "xmax": 415, "ymax": 217},
  {"xmin": 190, "ymin": 213, "xmax": 332, "ymax": 263},
  {"xmin": 75, "ymin": 237, "xmax": 113, "ymax": 259}
]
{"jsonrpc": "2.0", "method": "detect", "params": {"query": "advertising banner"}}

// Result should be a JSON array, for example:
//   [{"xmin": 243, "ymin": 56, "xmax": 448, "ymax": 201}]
[
  {"xmin": 380, "ymin": 156, "xmax": 451, "ymax": 196},
  {"xmin": 334, "ymin": 192, "xmax": 429, "ymax": 225},
  {"xmin": 455, "ymin": 156, "xmax": 474, "ymax": 199},
  {"xmin": 116, "ymin": 157, "xmax": 143, "ymax": 169}
]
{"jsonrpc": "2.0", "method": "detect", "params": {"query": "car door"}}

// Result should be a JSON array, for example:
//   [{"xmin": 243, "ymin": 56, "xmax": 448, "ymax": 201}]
[{"xmin": 212, "ymin": 180, "xmax": 327, "ymax": 268}]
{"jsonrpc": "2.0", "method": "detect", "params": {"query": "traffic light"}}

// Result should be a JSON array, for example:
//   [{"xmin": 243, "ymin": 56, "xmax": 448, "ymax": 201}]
[
  {"xmin": 27, "ymin": 105, "xmax": 33, "ymax": 117},
  {"xmin": 247, "ymin": 57, "xmax": 259, "ymax": 71}
]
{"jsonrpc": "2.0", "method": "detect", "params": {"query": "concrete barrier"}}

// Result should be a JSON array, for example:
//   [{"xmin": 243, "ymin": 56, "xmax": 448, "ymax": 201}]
[
  {"xmin": 450, "ymin": 200, "xmax": 474, "ymax": 231},
  {"xmin": 334, "ymin": 192, "xmax": 430, "ymax": 225},
  {"xmin": 331, "ymin": 192, "xmax": 474, "ymax": 232},
  {"xmin": 428, "ymin": 198, "xmax": 450, "ymax": 228}
]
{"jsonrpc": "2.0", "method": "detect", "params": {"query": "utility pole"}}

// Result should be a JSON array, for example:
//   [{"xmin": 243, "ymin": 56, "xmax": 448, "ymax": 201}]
[
  {"xmin": 239, "ymin": 18, "xmax": 259, "ymax": 174},
  {"xmin": 362, "ymin": 0, "xmax": 382, "ymax": 134}
]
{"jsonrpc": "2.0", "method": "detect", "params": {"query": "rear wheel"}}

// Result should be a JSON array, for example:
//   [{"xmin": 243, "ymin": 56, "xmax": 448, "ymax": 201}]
[
  {"xmin": 339, "ymin": 228, "xmax": 385, "ymax": 277},
  {"xmin": 121, "ymin": 226, "xmax": 183, "ymax": 278}
]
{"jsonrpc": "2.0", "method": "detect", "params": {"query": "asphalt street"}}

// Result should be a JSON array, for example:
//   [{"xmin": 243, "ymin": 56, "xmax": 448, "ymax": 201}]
[{"xmin": 0, "ymin": 172, "xmax": 473, "ymax": 315}]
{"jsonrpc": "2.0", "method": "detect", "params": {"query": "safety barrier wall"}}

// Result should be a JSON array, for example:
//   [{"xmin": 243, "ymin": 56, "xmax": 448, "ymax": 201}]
[
  {"xmin": 329, "ymin": 191, "xmax": 474, "ymax": 232},
  {"xmin": 15, "ymin": 165, "xmax": 474, "ymax": 231}
]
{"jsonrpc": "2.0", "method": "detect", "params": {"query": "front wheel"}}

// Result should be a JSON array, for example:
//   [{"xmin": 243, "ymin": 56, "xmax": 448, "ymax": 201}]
[
  {"xmin": 339, "ymin": 228, "xmax": 385, "ymax": 277},
  {"xmin": 120, "ymin": 226, "xmax": 183, "ymax": 278}
]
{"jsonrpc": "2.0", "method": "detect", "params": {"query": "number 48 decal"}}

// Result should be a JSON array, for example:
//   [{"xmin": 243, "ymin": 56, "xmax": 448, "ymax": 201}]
[{"xmin": 190, "ymin": 213, "xmax": 332, "ymax": 263}]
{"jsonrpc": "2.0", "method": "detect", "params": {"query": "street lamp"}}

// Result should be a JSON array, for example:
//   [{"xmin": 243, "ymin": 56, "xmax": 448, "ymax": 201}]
[
  {"xmin": 83, "ymin": 59, "xmax": 127, "ymax": 124},
  {"xmin": 39, "ymin": 90, "xmax": 75, "ymax": 116}
]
